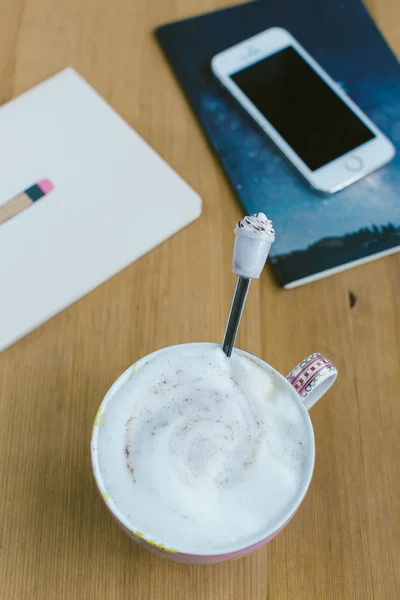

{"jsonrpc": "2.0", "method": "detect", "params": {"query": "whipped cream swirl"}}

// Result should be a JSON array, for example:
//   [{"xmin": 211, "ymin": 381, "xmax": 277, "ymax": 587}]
[{"xmin": 237, "ymin": 213, "xmax": 275, "ymax": 236}]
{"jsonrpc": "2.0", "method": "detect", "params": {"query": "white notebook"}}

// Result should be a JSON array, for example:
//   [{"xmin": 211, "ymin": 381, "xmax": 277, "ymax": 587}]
[{"xmin": 0, "ymin": 68, "xmax": 201, "ymax": 351}]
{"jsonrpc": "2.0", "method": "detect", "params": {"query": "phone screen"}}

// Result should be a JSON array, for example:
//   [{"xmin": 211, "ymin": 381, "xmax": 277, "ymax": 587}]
[{"xmin": 231, "ymin": 46, "xmax": 375, "ymax": 171}]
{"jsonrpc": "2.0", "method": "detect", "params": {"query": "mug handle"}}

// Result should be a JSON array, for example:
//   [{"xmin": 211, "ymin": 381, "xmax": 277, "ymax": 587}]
[{"xmin": 286, "ymin": 353, "xmax": 337, "ymax": 410}]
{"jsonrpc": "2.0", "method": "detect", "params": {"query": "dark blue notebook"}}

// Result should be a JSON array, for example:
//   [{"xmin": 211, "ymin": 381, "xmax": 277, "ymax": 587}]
[{"xmin": 156, "ymin": 0, "xmax": 400, "ymax": 288}]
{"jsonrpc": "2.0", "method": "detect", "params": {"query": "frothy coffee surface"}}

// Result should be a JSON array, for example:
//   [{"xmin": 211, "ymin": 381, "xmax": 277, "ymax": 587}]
[{"xmin": 95, "ymin": 344, "xmax": 313, "ymax": 553}]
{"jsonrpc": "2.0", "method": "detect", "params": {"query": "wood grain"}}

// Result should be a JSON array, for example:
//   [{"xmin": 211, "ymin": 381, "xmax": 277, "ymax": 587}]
[{"xmin": 0, "ymin": 0, "xmax": 399, "ymax": 598}]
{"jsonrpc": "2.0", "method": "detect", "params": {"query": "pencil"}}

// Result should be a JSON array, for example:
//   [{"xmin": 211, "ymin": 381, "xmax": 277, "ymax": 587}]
[{"xmin": 0, "ymin": 179, "xmax": 54, "ymax": 225}]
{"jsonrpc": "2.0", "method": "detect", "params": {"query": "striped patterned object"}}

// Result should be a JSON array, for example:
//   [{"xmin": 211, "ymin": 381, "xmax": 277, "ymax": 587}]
[{"xmin": 287, "ymin": 352, "xmax": 337, "ymax": 399}]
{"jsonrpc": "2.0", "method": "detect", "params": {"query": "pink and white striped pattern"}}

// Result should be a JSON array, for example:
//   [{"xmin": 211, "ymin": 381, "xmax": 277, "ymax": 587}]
[{"xmin": 286, "ymin": 353, "xmax": 336, "ymax": 399}]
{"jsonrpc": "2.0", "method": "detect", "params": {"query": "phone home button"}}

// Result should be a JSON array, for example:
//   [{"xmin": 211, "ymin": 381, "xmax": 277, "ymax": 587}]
[{"xmin": 345, "ymin": 156, "xmax": 363, "ymax": 172}]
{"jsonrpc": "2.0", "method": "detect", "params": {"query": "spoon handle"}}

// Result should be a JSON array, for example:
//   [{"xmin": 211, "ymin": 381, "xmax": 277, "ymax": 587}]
[{"xmin": 222, "ymin": 276, "xmax": 251, "ymax": 358}]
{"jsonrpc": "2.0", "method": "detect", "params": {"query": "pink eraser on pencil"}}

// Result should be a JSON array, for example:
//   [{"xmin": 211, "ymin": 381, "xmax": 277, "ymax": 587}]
[{"xmin": 37, "ymin": 178, "xmax": 55, "ymax": 194}]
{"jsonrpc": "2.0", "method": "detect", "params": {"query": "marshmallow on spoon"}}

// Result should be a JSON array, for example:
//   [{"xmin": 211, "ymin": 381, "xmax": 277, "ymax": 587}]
[{"xmin": 233, "ymin": 213, "xmax": 275, "ymax": 278}]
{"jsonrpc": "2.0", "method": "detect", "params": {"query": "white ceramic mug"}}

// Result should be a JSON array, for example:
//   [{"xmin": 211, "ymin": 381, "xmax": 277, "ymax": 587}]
[{"xmin": 91, "ymin": 343, "xmax": 337, "ymax": 564}]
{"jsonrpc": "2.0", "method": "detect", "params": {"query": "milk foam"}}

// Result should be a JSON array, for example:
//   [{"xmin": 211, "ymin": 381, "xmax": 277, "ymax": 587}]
[{"xmin": 95, "ymin": 344, "xmax": 313, "ymax": 553}]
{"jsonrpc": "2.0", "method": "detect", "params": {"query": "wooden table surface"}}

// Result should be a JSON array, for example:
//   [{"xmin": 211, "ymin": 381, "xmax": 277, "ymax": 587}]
[{"xmin": 1, "ymin": 0, "xmax": 399, "ymax": 598}]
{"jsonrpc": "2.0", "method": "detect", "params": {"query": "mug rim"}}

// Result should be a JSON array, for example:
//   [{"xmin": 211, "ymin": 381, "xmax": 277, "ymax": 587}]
[{"xmin": 91, "ymin": 342, "xmax": 316, "ymax": 557}]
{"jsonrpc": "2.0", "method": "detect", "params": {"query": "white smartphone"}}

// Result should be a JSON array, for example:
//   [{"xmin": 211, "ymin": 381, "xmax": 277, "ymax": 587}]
[{"xmin": 211, "ymin": 28, "xmax": 395, "ymax": 194}]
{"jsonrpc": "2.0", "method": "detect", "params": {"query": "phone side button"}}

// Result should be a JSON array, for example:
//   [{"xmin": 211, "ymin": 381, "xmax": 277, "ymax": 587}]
[{"xmin": 345, "ymin": 156, "xmax": 363, "ymax": 171}]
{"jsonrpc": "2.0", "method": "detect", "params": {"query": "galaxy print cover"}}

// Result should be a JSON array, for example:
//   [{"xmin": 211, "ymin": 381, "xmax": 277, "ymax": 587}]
[{"xmin": 156, "ymin": 0, "xmax": 400, "ymax": 288}]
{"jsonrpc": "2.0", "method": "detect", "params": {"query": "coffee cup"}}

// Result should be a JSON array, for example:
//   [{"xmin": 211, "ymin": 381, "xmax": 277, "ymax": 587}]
[{"xmin": 91, "ymin": 343, "xmax": 337, "ymax": 564}]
